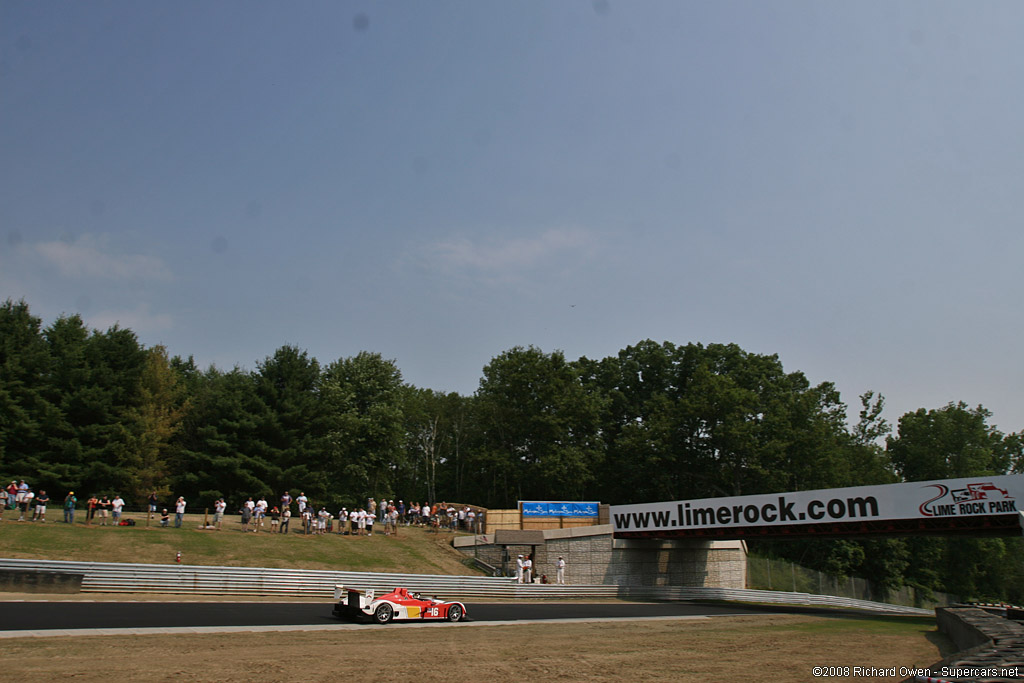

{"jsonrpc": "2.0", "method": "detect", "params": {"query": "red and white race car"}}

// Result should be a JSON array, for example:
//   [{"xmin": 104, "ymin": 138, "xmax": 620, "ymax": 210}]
[{"xmin": 332, "ymin": 586, "xmax": 468, "ymax": 624}]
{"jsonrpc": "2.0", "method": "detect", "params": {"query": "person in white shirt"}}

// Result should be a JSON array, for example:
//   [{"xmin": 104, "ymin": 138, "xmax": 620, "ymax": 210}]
[
  {"xmin": 296, "ymin": 493, "xmax": 308, "ymax": 514},
  {"xmin": 516, "ymin": 555, "xmax": 524, "ymax": 583},
  {"xmin": 214, "ymin": 498, "xmax": 227, "ymax": 530},
  {"xmin": 174, "ymin": 496, "xmax": 187, "ymax": 527},
  {"xmin": 523, "ymin": 555, "xmax": 533, "ymax": 584},
  {"xmin": 254, "ymin": 497, "xmax": 267, "ymax": 533},
  {"xmin": 556, "ymin": 556, "xmax": 566, "ymax": 585},
  {"xmin": 348, "ymin": 508, "xmax": 358, "ymax": 535},
  {"xmin": 111, "ymin": 495, "xmax": 125, "ymax": 525},
  {"xmin": 20, "ymin": 489, "xmax": 34, "ymax": 522}
]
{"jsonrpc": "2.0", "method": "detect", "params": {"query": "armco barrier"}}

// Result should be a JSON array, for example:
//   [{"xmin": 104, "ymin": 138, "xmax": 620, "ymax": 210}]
[{"xmin": 0, "ymin": 558, "xmax": 929, "ymax": 615}]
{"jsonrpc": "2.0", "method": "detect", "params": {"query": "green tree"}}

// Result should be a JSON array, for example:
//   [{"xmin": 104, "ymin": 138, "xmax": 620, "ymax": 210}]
[
  {"xmin": 475, "ymin": 346, "xmax": 604, "ymax": 506},
  {"xmin": 170, "ymin": 365, "xmax": 277, "ymax": 507},
  {"xmin": 0, "ymin": 299, "xmax": 57, "ymax": 482},
  {"xmin": 887, "ymin": 402, "xmax": 1011, "ymax": 481},
  {"xmin": 321, "ymin": 352, "xmax": 406, "ymax": 504},
  {"xmin": 113, "ymin": 345, "xmax": 188, "ymax": 505}
]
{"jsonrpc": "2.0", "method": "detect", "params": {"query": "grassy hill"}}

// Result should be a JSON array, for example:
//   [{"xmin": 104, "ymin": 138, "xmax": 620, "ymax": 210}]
[{"xmin": 0, "ymin": 512, "xmax": 480, "ymax": 575}]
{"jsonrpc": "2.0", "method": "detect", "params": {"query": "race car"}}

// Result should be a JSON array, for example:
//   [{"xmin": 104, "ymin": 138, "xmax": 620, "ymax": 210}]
[{"xmin": 332, "ymin": 586, "xmax": 468, "ymax": 624}]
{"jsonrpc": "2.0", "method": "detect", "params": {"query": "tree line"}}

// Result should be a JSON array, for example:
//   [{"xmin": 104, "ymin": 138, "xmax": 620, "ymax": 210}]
[{"xmin": 1, "ymin": 299, "xmax": 1022, "ymax": 601}]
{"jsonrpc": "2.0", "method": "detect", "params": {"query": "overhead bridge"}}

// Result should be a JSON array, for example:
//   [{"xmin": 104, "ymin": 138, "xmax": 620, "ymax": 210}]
[{"xmin": 611, "ymin": 475, "xmax": 1024, "ymax": 541}]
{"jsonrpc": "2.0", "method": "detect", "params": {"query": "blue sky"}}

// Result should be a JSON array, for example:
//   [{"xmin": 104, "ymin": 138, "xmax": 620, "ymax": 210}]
[{"xmin": 2, "ymin": 1, "xmax": 1022, "ymax": 433}]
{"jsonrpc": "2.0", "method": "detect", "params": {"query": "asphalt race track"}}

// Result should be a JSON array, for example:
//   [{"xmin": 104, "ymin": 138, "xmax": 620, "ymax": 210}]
[{"xmin": 1, "ymin": 600, "xmax": 890, "ymax": 632}]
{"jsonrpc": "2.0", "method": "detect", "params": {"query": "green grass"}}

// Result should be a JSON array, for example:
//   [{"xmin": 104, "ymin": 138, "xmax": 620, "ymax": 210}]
[{"xmin": 0, "ymin": 513, "xmax": 481, "ymax": 575}]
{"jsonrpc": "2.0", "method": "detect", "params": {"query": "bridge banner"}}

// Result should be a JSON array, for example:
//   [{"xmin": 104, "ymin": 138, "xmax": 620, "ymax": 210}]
[
  {"xmin": 611, "ymin": 475, "xmax": 1024, "ymax": 540},
  {"xmin": 521, "ymin": 501, "xmax": 600, "ymax": 517}
]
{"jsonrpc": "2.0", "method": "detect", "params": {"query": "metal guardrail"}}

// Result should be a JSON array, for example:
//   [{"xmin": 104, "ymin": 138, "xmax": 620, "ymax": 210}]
[{"xmin": 0, "ymin": 558, "xmax": 930, "ymax": 615}]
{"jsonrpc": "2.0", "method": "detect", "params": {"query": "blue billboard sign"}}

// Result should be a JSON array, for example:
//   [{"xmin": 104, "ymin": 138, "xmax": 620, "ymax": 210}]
[{"xmin": 520, "ymin": 501, "xmax": 600, "ymax": 518}]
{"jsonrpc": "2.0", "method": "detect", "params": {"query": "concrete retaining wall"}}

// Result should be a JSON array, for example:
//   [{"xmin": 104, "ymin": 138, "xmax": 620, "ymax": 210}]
[
  {"xmin": 0, "ymin": 569, "xmax": 84, "ymax": 593},
  {"xmin": 929, "ymin": 607, "xmax": 1024, "ymax": 681},
  {"xmin": 454, "ymin": 525, "xmax": 746, "ymax": 588}
]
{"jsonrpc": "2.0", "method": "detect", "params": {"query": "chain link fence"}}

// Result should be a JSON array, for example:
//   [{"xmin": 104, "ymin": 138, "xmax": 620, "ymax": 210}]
[{"xmin": 747, "ymin": 554, "xmax": 955, "ymax": 609}]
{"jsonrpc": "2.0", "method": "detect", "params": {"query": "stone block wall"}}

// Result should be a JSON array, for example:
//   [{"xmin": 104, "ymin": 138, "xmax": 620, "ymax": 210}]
[{"xmin": 455, "ymin": 525, "xmax": 746, "ymax": 588}]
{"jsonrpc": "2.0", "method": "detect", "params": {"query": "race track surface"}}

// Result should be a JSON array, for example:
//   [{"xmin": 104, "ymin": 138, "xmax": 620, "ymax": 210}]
[{"xmin": 0, "ymin": 600, "xmax": 891, "ymax": 631}]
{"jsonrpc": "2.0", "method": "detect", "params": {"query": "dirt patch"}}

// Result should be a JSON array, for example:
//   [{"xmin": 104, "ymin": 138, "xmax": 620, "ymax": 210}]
[{"xmin": 1, "ymin": 614, "xmax": 948, "ymax": 682}]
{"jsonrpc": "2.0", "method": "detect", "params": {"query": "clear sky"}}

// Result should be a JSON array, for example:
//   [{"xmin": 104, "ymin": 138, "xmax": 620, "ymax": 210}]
[{"xmin": 2, "ymin": 1, "xmax": 1021, "ymax": 433}]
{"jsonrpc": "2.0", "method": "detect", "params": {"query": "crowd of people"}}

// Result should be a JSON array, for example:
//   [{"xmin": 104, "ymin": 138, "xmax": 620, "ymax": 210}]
[{"xmin": 0, "ymin": 480, "xmax": 486, "ymax": 538}]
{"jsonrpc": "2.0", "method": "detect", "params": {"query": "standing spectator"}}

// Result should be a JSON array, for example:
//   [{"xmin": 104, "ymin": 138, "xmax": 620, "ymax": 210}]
[
  {"xmin": 556, "ymin": 556, "xmax": 566, "ymax": 585},
  {"xmin": 33, "ymin": 490, "xmax": 50, "ymax": 522},
  {"xmin": 63, "ymin": 492, "xmax": 77, "ymax": 524},
  {"xmin": 280, "ymin": 491, "xmax": 292, "ymax": 510},
  {"xmin": 213, "ymin": 498, "xmax": 227, "ymax": 530},
  {"xmin": 280, "ymin": 507, "xmax": 291, "ymax": 534},
  {"xmin": 86, "ymin": 494, "xmax": 98, "ymax": 524},
  {"xmin": 174, "ymin": 496, "xmax": 186, "ymax": 527},
  {"xmin": 348, "ymin": 508, "xmax": 358, "ymax": 535},
  {"xmin": 337, "ymin": 507, "xmax": 347, "ymax": 534},
  {"xmin": 242, "ymin": 497, "xmax": 255, "ymax": 531},
  {"xmin": 301, "ymin": 506, "xmax": 313, "ymax": 535},
  {"xmin": 516, "ymin": 555, "xmax": 524, "ymax": 583},
  {"xmin": 97, "ymin": 495, "xmax": 111, "ymax": 525},
  {"xmin": 397, "ymin": 500, "xmax": 406, "ymax": 526},
  {"xmin": 20, "ymin": 488, "xmax": 34, "ymax": 521},
  {"xmin": 387, "ymin": 507, "xmax": 399, "ymax": 536},
  {"xmin": 421, "ymin": 502, "xmax": 431, "ymax": 527},
  {"xmin": 254, "ymin": 496, "xmax": 268, "ymax": 533},
  {"xmin": 365, "ymin": 510, "xmax": 375, "ymax": 536},
  {"xmin": 5, "ymin": 481, "xmax": 17, "ymax": 515},
  {"xmin": 270, "ymin": 506, "xmax": 280, "ymax": 532},
  {"xmin": 523, "ymin": 554, "xmax": 533, "ymax": 584},
  {"xmin": 147, "ymin": 492, "xmax": 159, "ymax": 515},
  {"xmin": 459, "ymin": 506, "xmax": 468, "ymax": 530},
  {"xmin": 296, "ymin": 492, "xmax": 308, "ymax": 515},
  {"xmin": 467, "ymin": 508, "xmax": 477, "ymax": 533},
  {"xmin": 111, "ymin": 494, "xmax": 124, "ymax": 525}
]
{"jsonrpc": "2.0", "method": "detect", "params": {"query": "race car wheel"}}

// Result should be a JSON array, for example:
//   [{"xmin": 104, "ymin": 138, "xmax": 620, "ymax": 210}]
[
  {"xmin": 374, "ymin": 603, "xmax": 394, "ymax": 624},
  {"xmin": 447, "ymin": 604, "xmax": 463, "ymax": 622}
]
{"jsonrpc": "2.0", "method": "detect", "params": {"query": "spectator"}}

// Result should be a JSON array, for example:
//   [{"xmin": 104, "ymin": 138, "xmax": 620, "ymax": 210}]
[
  {"xmin": 270, "ymin": 506, "xmax": 280, "ymax": 532},
  {"xmin": 174, "ymin": 496, "xmax": 186, "ymax": 527},
  {"xmin": 63, "ymin": 492, "xmax": 77, "ymax": 524},
  {"xmin": 5, "ymin": 481, "xmax": 17, "ymax": 516},
  {"xmin": 254, "ymin": 496, "xmax": 267, "ymax": 533},
  {"xmin": 242, "ymin": 497, "xmax": 255, "ymax": 531},
  {"xmin": 280, "ymin": 507, "xmax": 291, "ymax": 534},
  {"xmin": 111, "ymin": 494, "xmax": 124, "ymax": 525},
  {"xmin": 213, "ymin": 498, "xmax": 227, "ymax": 530},
  {"xmin": 160, "ymin": 509, "xmax": 170, "ymax": 527},
  {"xmin": 516, "ymin": 555, "xmax": 524, "ymax": 583},
  {"xmin": 86, "ymin": 494, "xmax": 98, "ymax": 524},
  {"xmin": 365, "ymin": 510, "xmax": 374, "ymax": 536},
  {"xmin": 556, "ymin": 556, "xmax": 566, "ymax": 585},
  {"xmin": 147, "ymin": 492, "xmax": 159, "ymax": 515},
  {"xmin": 97, "ymin": 495, "xmax": 111, "ymax": 525},
  {"xmin": 523, "ymin": 554, "xmax": 533, "ymax": 584},
  {"xmin": 296, "ymin": 492, "xmax": 307, "ymax": 515},
  {"xmin": 20, "ymin": 488, "xmax": 34, "ymax": 521},
  {"xmin": 280, "ymin": 491, "xmax": 292, "ymax": 510},
  {"xmin": 33, "ymin": 490, "xmax": 50, "ymax": 522}
]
